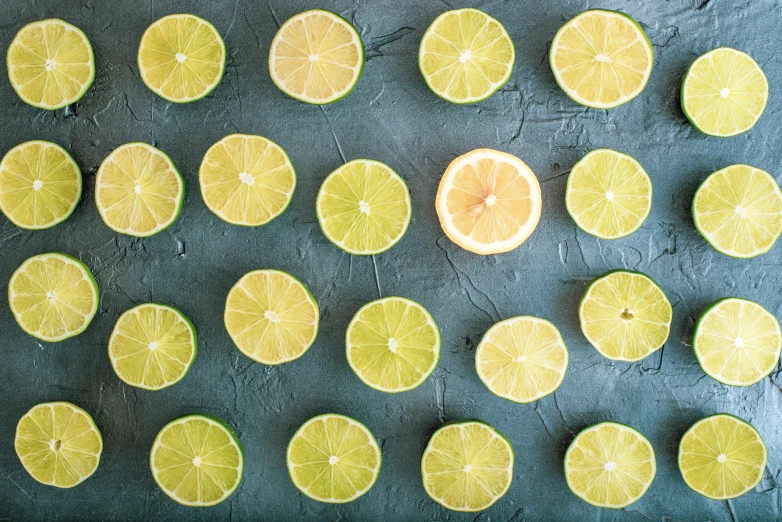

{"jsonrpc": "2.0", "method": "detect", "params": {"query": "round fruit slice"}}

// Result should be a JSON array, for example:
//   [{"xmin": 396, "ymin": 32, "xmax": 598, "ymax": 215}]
[
  {"xmin": 287, "ymin": 413, "xmax": 381, "ymax": 503},
  {"xmin": 269, "ymin": 9, "xmax": 363, "ymax": 104},
  {"xmin": 150, "ymin": 414, "xmax": 243, "ymax": 507},
  {"xmin": 475, "ymin": 316, "xmax": 568, "ymax": 403},
  {"xmin": 550, "ymin": 10, "xmax": 653, "ymax": 109},
  {"xmin": 95, "ymin": 143, "xmax": 184, "ymax": 237},
  {"xmin": 346, "ymin": 297, "xmax": 440, "ymax": 393},
  {"xmin": 316, "ymin": 159, "xmax": 411, "ymax": 255},
  {"xmin": 224, "ymin": 269, "xmax": 319, "ymax": 364},
  {"xmin": 682, "ymin": 48, "xmax": 768, "ymax": 137},
  {"xmin": 419, "ymin": 8, "xmax": 515, "ymax": 104},
  {"xmin": 138, "ymin": 14, "xmax": 226, "ymax": 103},
  {"xmin": 15, "ymin": 402, "xmax": 102, "ymax": 488},
  {"xmin": 565, "ymin": 422, "xmax": 655, "ymax": 508},
  {"xmin": 9, "ymin": 253, "xmax": 99, "ymax": 342},
  {"xmin": 0, "ymin": 141, "xmax": 82, "ymax": 230},
  {"xmin": 693, "ymin": 298, "xmax": 781, "ymax": 387},
  {"xmin": 109, "ymin": 303, "xmax": 197, "ymax": 391},
  {"xmin": 579, "ymin": 270, "xmax": 672, "ymax": 362},
  {"xmin": 565, "ymin": 149, "xmax": 652, "ymax": 239},
  {"xmin": 692, "ymin": 164, "xmax": 782, "ymax": 258},
  {"xmin": 421, "ymin": 420, "xmax": 513, "ymax": 512},
  {"xmin": 679, "ymin": 414, "xmax": 766, "ymax": 500},
  {"xmin": 199, "ymin": 134, "xmax": 296, "ymax": 226},
  {"xmin": 436, "ymin": 148, "xmax": 541, "ymax": 255},
  {"xmin": 7, "ymin": 19, "xmax": 94, "ymax": 110}
]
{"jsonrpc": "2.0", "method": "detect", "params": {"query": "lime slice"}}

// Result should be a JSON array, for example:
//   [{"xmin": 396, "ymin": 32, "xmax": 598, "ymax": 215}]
[
  {"xmin": 269, "ymin": 9, "xmax": 364, "ymax": 105},
  {"xmin": 550, "ymin": 10, "xmax": 653, "ymax": 109},
  {"xmin": 692, "ymin": 164, "xmax": 782, "ymax": 258},
  {"xmin": 7, "ymin": 19, "xmax": 94, "ymax": 110},
  {"xmin": 0, "ymin": 140, "xmax": 82, "ymax": 230},
  {"xmin": 579, "ymin": 270, "xmax": 672, "ymax": 362},
  {"xmin": 682, "ymin": 48, "xmax": 768, "ymax": 137},
  {"xmin": 316, "ymin": 159, "xmax": 411, "ymax": 255},
  {"xmin": 95, "ymin": 142, "xmax": 184, "ymax": 237},
  {"xmin": 9, "ymin": 253, "xmax": 99, "ymax": 342},
  {"xmin": 224, "ymin": 269, "xmax": 319, "ymax": 364},
  {"xmin": 436, "ymin": 148, "xmax": 541, "ymax": 255},
  {"xmin": 565, "ymin": 149, "xmax": 652, "ymax": 239},
  {"xmin": 150, "ymin": 414, "xmax": 243, "ymax": 506},
  {"xmin": 421, "ymin": 420, "xmax": 513, "ymax": 512},
  {"xmin": 199, "ymin": 134, "xmax": 296, "ymax": 226},
  {"xmin": 679, "ymin": 414, "xmax": 766, "ymax": 500},
  {"xmin": 138, "ymin": 14, "xmax": 226, "ymax": 103},
  {"xmin": 287, "ymin": 413, "xmax": 381, "ymax": 503},
  {"xmin": 346, "ymin": 297, "xmax": 440, "ymax": 393},
  {"xmin": 418, "ymin": 9, "xmax": 515, "ymax": 104},
  {"xmin": 564, "ymin": 422, "xmax": 655, "ymax": 508},
  {"xmin": 475, "ymin": 316, "xmax": 568, "ymax": 403}
]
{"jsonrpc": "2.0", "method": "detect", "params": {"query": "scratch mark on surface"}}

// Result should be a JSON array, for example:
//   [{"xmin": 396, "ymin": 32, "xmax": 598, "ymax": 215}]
[
  {"xmin": 696, "ymin": 0, "xmax": 712, "ymax": 10},
  {"xmin": 540, "ymin": 170, "xmax": 570, "ymax": 184},
  {"xmin": 365, "ymin": 27, "xmax": 416, "ymax": 60},
  {"xmin": 224, "ymin": 0, "xmax": 240, "ymax": 37},
  {"xmin": 371, "ymin": 255, "xmax": 382, "ymax": 298},
  {"xmin": 553, "ymin": 392, "xmax": 574, "ymax": 434},
  {"xmin": 436, "ymin": 236, "xmax": 501, "ymax": 322},
  {"xmin": 320, "ymin": 106, "xmax": 347, "ymax": 163},
  {"xmin": 2, "ymin": 471, "xmax": 34, "ymax": 503},
  {"xmin": 726, "ymin": 500, "xmax": 737, "ymax": 522},
  {"xmin": 267, "ymin": 0, "xmax": 281, "ymax": 27},
  {"xmin": 534, "ymin": 402, "xmax": 553, "ymax": 436},
  {"xmin": 243, "ymin": 2, "xmax": 262, "ymax": 48},
  {"xmin": 434, "ymin": 376, "xmax": 446, "ymax": 422}
]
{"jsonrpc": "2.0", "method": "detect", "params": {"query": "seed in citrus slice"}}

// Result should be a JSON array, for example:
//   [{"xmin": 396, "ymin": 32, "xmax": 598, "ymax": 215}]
[
  {"xmin": 0, "ymin": 141, "xmax": 82, "ymax": 230},
  {"xmin": 287, "ymin": 413, "xmax": 381, "ymax": 503},
  {"xmin": 564, "ymin": 422, "xmax": 655, "ymax": 508},
  {"xmin": 419, "ymin": 8, "xmax": 515, "ymax": 104},
  {"xmin": 566, "ymin": 149, "xmax": 652, "ymax": 239},
  {"xmin": 269, "ymin": 9, "xmax": 364, "ymax": 105}
]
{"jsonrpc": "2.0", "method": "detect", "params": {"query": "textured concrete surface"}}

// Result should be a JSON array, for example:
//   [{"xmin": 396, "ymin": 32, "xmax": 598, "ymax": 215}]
[{"xmin": 1, "ymin": 0, "xmax": 782, "ymax": 520}]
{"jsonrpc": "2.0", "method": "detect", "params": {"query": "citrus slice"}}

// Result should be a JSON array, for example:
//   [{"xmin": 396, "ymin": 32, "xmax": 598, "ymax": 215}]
[
  {"xmin": 138, "ymin": 14, "xmax": 226, "ymax": 103},
  {"xmin": 565, "ymin": 149, "xmax": 652, "ymax": 239},
  {"xmin": 550, "ymin": 10, "xmax": 653, "ymax": 109},
  {"xmin": 7, "ymin": 19, "xmax": 94, "ymax": 110},
  {"xmin": 679, "ymin": 414, "xmax": 766, "ymax": 500},
  {"xmin": 346, "ymin": 297, "xmax": 440, "ymax": 393},
  {"xmin": 316, "ymin": 159, "xmax": 411, "ymax": 255},
  {"xmin": 224, "ymin": 269, "xmax": 319, "ymax": 364},
  {"xmin": 475, "ymin": 317, "xmax": 568, "ymax": 403},
  {"xmin": 199, "ymin": 134, "xmax": 296, "ymax": 226},
  {"xmin": 436, "ymin": 148, "xmax": 541, "ymax": 255},
  {"xmin": 693, "ymin": 298, "xmax": 781, "ymax": 387},
  {"xmin": 421, "ymin": 420, "xmax": 513, "ymax": 512},
  {"xmin": 564, "ymin": 422, "xmax": 655, "ymax": 508},
  {"xmin": 579, "ymin": 270, "xmax": 672, "ymax": 362},
  {"xmin": 692, "ymin": 164, "xmax": 782, "ymax": 258},
  {"xmin": 682, "ymin": 48, "xmax": 768, "ymax": 137},
  {"xmin": 108, "ymin": 303, "xmax": 197, "ymax": 391},
  {"xmin": 15, "ymin": 402, "xmax": 102, "ymax": 488},
  {"xmin": 95, "ymin": 142, "xmax": 184, "ymax": 237},
  {"xmin": 9, "ymin": 253, "xmax": 99, "ymax": 342},
  {"xmin": 418, "ymin": 8, "xmax": 515, "ymax": 104},
  {"xmin": 269, "ymin": 9, "xmax": 364, "ymax": 104},
  {"xmin": 150, "ymin": 414, "xmax": 243, "ymax": 507},
  {"xmin": 287, "ymin": 413, "xmax": 381, "ymax": 503},
  {"xmin": 0, "ymin": 141, "xmax": 82, "ymax": 230}
]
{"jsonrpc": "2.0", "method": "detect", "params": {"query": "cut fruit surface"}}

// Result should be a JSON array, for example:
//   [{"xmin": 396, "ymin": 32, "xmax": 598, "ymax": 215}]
[
  {"xmin": 550, "ymin": 10, "xmax": 653, "ymax": 109},
  {"xmin": 150, "ymin": 415, "xmax": 243, "ymax": 507},
  {"xmin": 421, "ymin": 420, "xmax": 513, "ymax": 512},
  {"xmin": 287, "ymin": 414, "xmax": 381, "ymax": 503},
  {"xmin": 0, "ymin": 141, "xmax": 82, "ymax": 230},
  {"xmin": 566, "ymin": 149, "xmax": 651, "ymax": 239},
  {"xmin": 7, "ymin": 19, "xmax": 94, "ymax": 110},
  {"xmin": 269, "ymin": 9, "xmax": 363, "ymax": 104},
  {"xmin": 199, "ymin": 134, "xmax": 296, "ymax": 226},
  {"xmin": 436, "ymin": 148, "xmax": 541, "ymax": 255},
  {"xmin": 419, "ymin": 8, "xmax": 515, "ymax": 104},
  {"xmin": 317, "ymin": 159, "xmax": 411, "ymax": 255},
  {"xmin": 476, "ymin": 316, "xmax": 568, "ymax": 403},
  {"xmin": 579, "ymin": 270, "xmax": 672, "ymax": 362},
  {"xmin": 346, "ymin": 297, "xmax": 440, "ymax": 393},
  {"xmin": 565, "ymin": 422, "xmax": 655, "ymax": 508},
  {"xmin": 138, "ymin": 14, "xmax": 226, "ymax": 103},
  {"xmin": 224, "ymin": 270, "xmax": 319, "ymax": 364}
]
